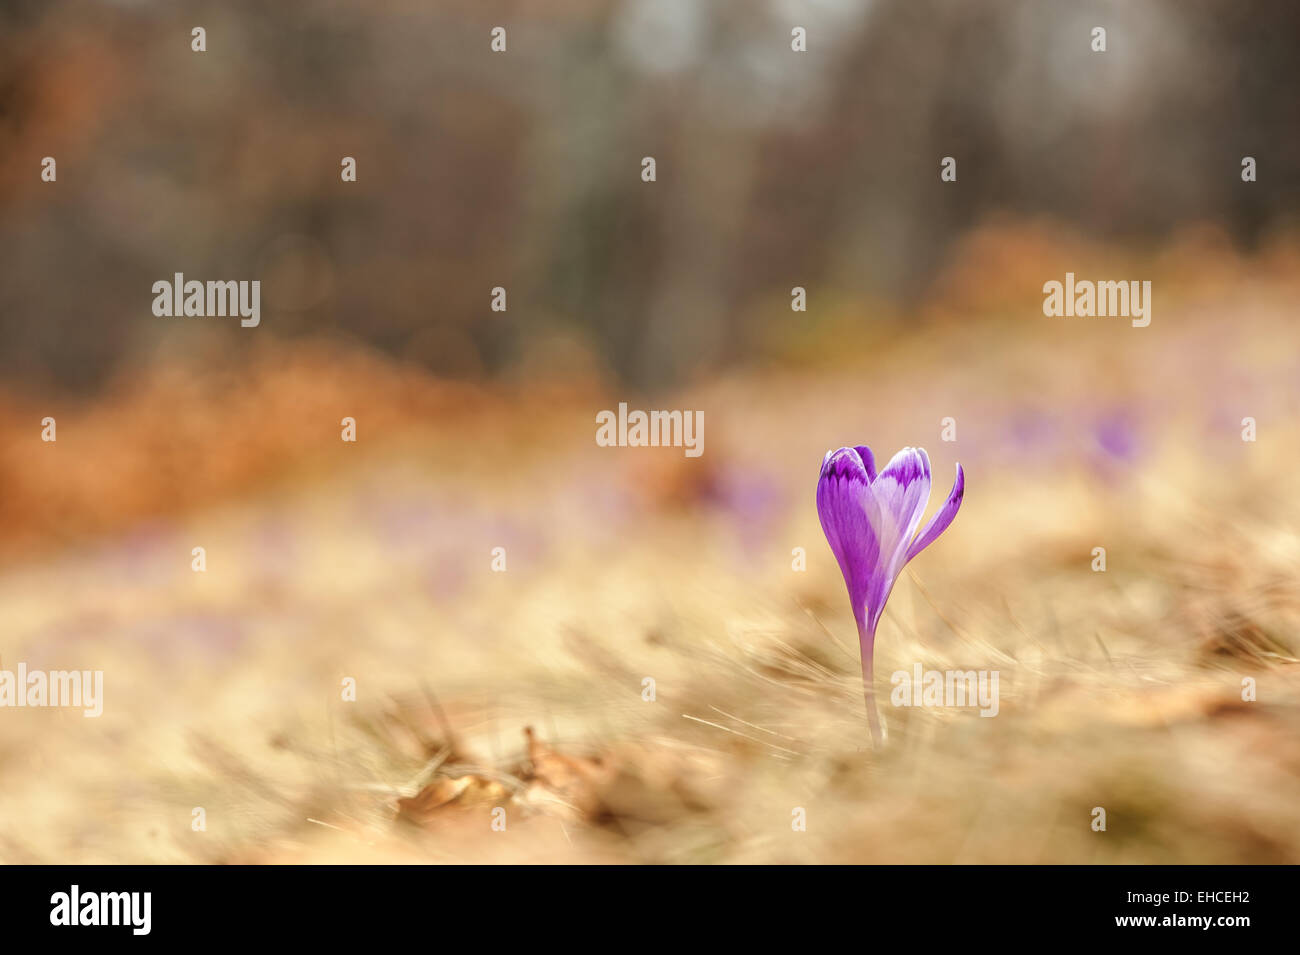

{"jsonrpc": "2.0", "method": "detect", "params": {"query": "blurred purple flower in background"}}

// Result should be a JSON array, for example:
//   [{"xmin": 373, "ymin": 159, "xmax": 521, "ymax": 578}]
[
  {"xmin": 1093, "ymin": 410, "xmax": 1141, "ymax": 463},
  {"xmin": 817, "ymin": 446, "xmax": 964, "ymax": 745},
  {"xmin": 702, "ymin": 464, "xmax": 786, "ymax": 561}
]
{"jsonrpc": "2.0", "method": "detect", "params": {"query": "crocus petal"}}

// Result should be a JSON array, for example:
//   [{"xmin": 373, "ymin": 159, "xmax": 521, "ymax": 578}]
[
  {"xmin": 860, "ymin": 448, "xmax": 932, "ymax": 635},
  {"xmin": 816, "ymin": 448, "xmax": 882, "ymax": 627},
  {"xmin": 872, "ymin": 447, "xmax": 932, "ymax": 564},
  {"xmin": 906, "ymin": 462, "xmax": 964, "ymax": 564},
  {"xmin": 854, "ymin": 446, "xmax": 877, "ymax": 482}
]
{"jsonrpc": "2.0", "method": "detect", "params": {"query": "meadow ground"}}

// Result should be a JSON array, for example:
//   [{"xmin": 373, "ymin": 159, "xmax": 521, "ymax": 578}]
[{"xmin": 1, "ymin": 225, "xmax": 1298, "ymax": 863}]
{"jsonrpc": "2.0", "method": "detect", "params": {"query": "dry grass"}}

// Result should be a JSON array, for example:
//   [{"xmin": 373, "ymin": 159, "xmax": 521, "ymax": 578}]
[{"xmin": 1, "ymin": 225, "xmax": 1298, "ymax": 864}]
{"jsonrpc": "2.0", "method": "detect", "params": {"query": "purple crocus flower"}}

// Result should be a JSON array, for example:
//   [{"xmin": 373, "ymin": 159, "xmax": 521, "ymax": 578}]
[{"xmin": 817, "ymin": 446, "xmax": 964, "ymax": 745}]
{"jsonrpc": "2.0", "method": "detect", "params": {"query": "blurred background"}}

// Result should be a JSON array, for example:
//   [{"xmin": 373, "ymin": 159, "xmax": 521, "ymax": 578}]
[
  {"xmin": 1, "ymin": 0, "xmax": 1299, "ymax": 864},
  {"xmin": 2, "ymin": 0, "xmax": 1298, "ymax": 392}
]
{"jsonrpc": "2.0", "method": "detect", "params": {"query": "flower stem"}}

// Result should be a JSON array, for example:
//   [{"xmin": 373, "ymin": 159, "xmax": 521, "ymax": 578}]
[{"xmin": 857, "ymin": 619, "xmax": 883, "ymax": 748}]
